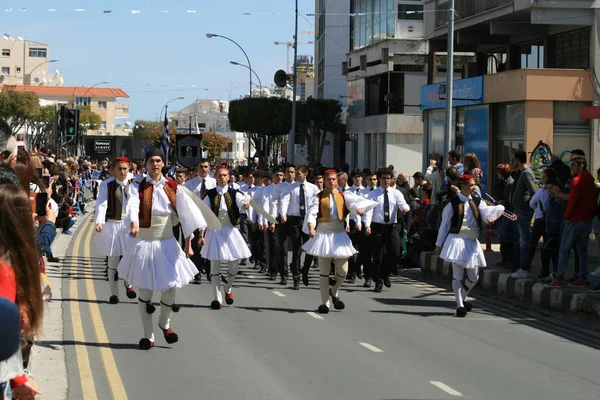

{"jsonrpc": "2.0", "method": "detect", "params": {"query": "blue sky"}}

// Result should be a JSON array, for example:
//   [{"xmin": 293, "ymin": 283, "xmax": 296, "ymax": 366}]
[{"xmin": 0, "ymin": 0, "xmax": 315, "ymax": 121}]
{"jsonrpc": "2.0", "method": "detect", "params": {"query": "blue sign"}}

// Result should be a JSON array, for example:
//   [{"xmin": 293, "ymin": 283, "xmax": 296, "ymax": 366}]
[
  {"xmin": 463, "ymin": 107, "xmax": 489, "ymax": 195},
  {"xmin": 420, "ymin": 76, "xmax": 484, "ymax": 110}
]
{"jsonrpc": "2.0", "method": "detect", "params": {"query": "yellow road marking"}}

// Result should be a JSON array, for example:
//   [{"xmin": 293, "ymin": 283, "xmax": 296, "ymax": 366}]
[
  {"xmin": 81, "ymin": 218, "xmax": 129, "ymax": 400},
  {"xmin": 68, "ymin": 222, "xmax": 98, "ymax": 399}
]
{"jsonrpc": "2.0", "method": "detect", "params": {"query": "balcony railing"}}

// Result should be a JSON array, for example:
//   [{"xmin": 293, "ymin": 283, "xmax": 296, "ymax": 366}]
[{"xmin": 436, "ymin": 0, "xmax": 513, "ymax": 27}]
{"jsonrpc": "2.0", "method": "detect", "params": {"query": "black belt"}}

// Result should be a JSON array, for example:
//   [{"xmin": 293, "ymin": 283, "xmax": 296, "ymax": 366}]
[{"xmin": 371, "ymin": 222, "xmax": 397, "ymax": 227}]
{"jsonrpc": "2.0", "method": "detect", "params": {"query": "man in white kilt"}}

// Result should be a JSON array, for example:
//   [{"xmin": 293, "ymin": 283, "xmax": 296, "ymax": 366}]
[
  {"xmin": 435, "ymin": 174, "xmax": 504, "ymax": 317},
  {"xmin": 94, "ymin": 157, "xmax": 137, "ymax": 304},
  {"xmin": 199, "ymin": 166, "xmax": 251, "ymax": 310},
  {"xmin": 303, "ymin": 169, "xmax": 377, "ymax": 314},
  {"xmin": 118, "ymin": 148, "xmax": 208, "ymax": 350}
]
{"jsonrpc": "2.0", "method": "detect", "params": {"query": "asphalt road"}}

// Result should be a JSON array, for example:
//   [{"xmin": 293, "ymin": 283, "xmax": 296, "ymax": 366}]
[{"xmin": 51, "ymin": 216, "xmax": 600, "ymax": 400}]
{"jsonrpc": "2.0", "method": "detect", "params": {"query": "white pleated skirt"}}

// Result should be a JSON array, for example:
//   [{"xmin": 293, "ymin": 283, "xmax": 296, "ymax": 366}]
[
  {"xmin": 201, "ymin": 226, "xmax": 251, "ymax": 262},
  {"xmin": 440, "ymin": 234, "xmax": 486, "ymax": 269},
  {"xmin": 303, "ymin": 231, "xmax": 357, "ymax": 259},
  {"xmin": 94, "ymin": 221, "xmax": 132, "ymax": 256},
  {"xmin": 118, "ymin": 237, "xmax": 198, "ymax": 291}
]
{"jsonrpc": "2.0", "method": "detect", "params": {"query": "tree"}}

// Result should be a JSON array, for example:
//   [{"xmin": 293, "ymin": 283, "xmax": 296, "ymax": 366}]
[
  {"xmin": 201, "ymin": 132, "xmax": 231, "ymax": 162},
  {"xmin": 26, "ymin": 105, "xmax": 55, "ymax": 149},
  {"xmin": 297, "ymin": 98, "xmax": 344, "ymax": 168},
  {"xmin": 0, "ymin": 91, "xmax": 40, "ymax": 133},
  {"xmin": 76, "ymin": 105, "xmax": 102, "ymax": 134},
  {"xmin": 131, "ymin": 119, "xmax": 178, "ymax": 160},
  {"xmin": 229, "ymin": 97, "xmax": 291, "ymax": 159}
]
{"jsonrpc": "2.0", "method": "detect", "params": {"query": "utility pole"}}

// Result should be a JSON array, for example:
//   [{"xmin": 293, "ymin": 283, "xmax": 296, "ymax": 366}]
[
  {"xmin": 290, "ymin": 0, "xmax": 299, "ymax": 164},
  {"xmin": 443, "ymin": 0, "xmax": 455, "ymax": 158}
]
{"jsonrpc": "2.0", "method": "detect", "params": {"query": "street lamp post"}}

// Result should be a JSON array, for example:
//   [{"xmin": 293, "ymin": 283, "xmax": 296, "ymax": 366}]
[
  {"xmin": 290, "ymin": 0, "xmax": 299, "ymax": 164},
  {"xmin": 160, "ymin": 97, "xmax": 185, "ymax": 123},
  {"xmin": 206, "ymin": 33, "xmax": 253, "ymax": 97},
  {"xmin": 230, "ymin": 61, "xmax": 263, "ymax": 96},
  {"xmin": 25, "ymin": 59, "xmax": 58, "ymax": 86},
  {"xmin": 79, "ymin": 81, "xmax": 110, "ymax": 107}
]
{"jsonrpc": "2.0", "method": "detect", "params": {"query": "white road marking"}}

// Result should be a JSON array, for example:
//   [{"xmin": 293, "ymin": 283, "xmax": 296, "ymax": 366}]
[
  {"xmin": 307, "ymin": 312, "xmax": 324, "ymax": 320},
  {"xmin": 272, "ymin": 290, "xmax": 286, "ymax": 297},
  {"xmin": 358, "ymin": 342, "xmax": 383, "ymax": 353},
  {"xmin": 246, "ymin": 275, "xmax": 256, "ymax": 279},
  {"xmin": 430, "ymin": 381, "xmax": 463, "ymax": 397}
]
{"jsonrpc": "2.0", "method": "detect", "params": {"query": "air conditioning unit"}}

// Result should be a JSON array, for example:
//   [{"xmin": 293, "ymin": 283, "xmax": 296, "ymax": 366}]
[{"xmin": 294, "ymin": 144, "xmax": 306, "ymax": 156}]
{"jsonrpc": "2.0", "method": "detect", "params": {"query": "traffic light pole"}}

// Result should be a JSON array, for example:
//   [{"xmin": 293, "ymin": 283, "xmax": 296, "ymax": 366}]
[{"xmin": 289, "ymin": 0, "xmax": 299, "ymax": 164}]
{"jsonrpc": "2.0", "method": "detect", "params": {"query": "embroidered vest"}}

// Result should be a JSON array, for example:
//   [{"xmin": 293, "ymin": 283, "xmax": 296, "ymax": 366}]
[
  {"xmin": 204, "ymin": 187, "xmax": 240, "ymax": 226},
  {"xmin": 316, "ymin": 190, "xmax": 348, "ymax": 223},
  {"xmin": 138, "ymin": 178, "xmax": 178, "ymax": 228},
  {"xmin": 105, "ymin": 179, "xmax": 128, "ymax": 221},
  {"xmin": 449, "ymin": 196, "xmax": 482, "ymax": 234}
]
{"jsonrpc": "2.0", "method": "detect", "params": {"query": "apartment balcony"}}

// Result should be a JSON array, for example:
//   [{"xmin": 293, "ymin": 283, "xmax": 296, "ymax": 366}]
[
  {"xmin": 435, "ymin": 0, "xmax": 513, "ymax": 27},
  {"xmin": 115, "ymin": 102, "xmax": 129, "ymax": 118}
]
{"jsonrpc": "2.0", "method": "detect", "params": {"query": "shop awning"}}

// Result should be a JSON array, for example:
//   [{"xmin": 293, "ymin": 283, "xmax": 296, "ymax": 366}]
[{"xmin": 580, "ymin": 106, "xmax": 600, "ymax": 120}]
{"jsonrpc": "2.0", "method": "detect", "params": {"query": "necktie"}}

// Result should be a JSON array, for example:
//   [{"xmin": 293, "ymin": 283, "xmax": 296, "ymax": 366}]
[
  {"xmin": 384, "ymin": 189, "xmax": 390, "ymax": 223},
  {"xmin": 200, "ymin": 178, "xmax": 206, "ymax": 197},
  {"xmin": 356, "ymin": 188, "xmax": 360, "ymax": 194},
  {"xmin": 370, "ymin": 187, "xmax": 374, "ymax": 191},
  {"xmin": 299, "ymin": 183, "xmax": 306, "ymax": 217}
]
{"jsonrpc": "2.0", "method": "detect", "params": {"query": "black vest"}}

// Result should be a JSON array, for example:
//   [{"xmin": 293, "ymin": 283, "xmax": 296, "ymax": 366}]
[
  {"xmin": 204, "ymin": 187, "xmax": 241, "ymax": 226},
  {"xmin": 449, "ymin": 196, "xmax": 482, "ymax": 234}
]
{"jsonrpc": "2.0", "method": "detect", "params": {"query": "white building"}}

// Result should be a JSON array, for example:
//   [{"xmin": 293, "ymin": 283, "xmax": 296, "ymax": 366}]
[
  {"xmin": 0, "ymin": 35, "xmax": 64, "ymax": 86},
  {"xmin": 171, "ymin": 100, "xmax": 250, "ymax": 164}
]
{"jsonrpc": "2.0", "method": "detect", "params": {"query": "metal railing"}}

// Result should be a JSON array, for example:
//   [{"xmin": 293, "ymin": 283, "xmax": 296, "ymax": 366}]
[{"xmin": 436, "ymin": 0, "xmax": 513, "ymax": 27}]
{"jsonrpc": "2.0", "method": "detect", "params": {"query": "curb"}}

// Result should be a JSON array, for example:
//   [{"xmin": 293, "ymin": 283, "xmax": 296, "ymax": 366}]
[{"xmin": 420, "ymin": 251, "xmax": 600, "ymax": 319}]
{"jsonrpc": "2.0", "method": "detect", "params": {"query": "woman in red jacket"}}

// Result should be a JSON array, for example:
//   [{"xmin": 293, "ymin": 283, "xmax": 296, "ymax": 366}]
[{"xmin": 0, "ymin": 183, "xmax": 44, "ymax": 400}]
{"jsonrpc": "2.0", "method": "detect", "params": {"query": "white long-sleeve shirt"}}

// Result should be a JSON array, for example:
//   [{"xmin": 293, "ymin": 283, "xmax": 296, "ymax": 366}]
[
  {"xmin": 95, "ymin": 176, "xmax": 130, "ymax": 224},
  {"xmin": 203, "ymin": 184, "xmax": 247, "ymax": 214},
  {"xmin": 126, "ymin": 175, "xmax": 207, "ymax": 239},
  {"xmin": 364, "ymin": 186, "xmax": 409, "ymax": 227},
  {"xmin": 261, "ymin": 182, "xmax": 285, "ymax": 220},
  {"xmin": 529, "ymin": 187, "xmax": 551, "ymax": 220},
  {"xmin": 184, "ymin": 175, "xmax": 217, "ymax": 198},
  {"xmin": 280, "ymin": 181, "xmax": 320, "ymax": 217}
]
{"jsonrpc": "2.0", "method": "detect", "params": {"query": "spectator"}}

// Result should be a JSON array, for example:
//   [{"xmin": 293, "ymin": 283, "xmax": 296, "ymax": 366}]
[
  {"xmin": 448, "ymin": 150, "xmax": 464, "ymax": 177},
  {"xmin": 495, "ymin": 163, "xmax": 516, "ymax": 269},
  {"xmin": 540, "ymin": 177, "xmax": 564, "ymax": 283},
  {"xmin": 547, "ymin": 155, "xmax": 596, "ymax": 287},
  {"xmin": 591, "ymin": 167, "xmax": 600, "ymax": 278},
  {"xmin": 464, "ymin": 153, "xmax": 483, "ymax": 196},
  {"xmin": 437, "ymin": 167, "xmax": 459, "ymax": 212},
  {"xmin": 424, "ymin": 159, "xmax": 444, "ymax": 210},
  {"xmin": 550, "ymin": 154, "xmax": 571, "ymax": 189},
  {"xmin": 0, "ymin": 183, "xmax": 44, "ymax": 400},
  {"xmin": 510, "ymin": 150, "xmax": 537, "ymax": 279},
  {"xmin": 397, "ymin": 173, "xmax": 410, "ymax": 192},
  {"xmin": 412, "ymin": 171, "xmax": 425, "ymax": 197}
]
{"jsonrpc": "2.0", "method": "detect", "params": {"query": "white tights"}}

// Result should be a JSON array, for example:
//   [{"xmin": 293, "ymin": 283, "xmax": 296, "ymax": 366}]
[
  {"xmin": 107, "ymin": 256, "xmax": 132, "ymax": 297},
  {"xmin": 451, "ymin": 264, "xmax": 479, "ymax": 309},
  {"xmin": 136, "ymin": 287, "xmax": 176, "ymax": 341},
  {"xmin": 210, "ymin": 260, "xmax": 239, "ymax": 304},
  {"xmin": 318, "ymin": 257, "xmax": 348, "ymax": 306}
]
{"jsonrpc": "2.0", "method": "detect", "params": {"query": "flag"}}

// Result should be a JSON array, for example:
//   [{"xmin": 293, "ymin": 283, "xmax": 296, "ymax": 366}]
[{"xmin": 161, "ymin": 114, "xmax": 170, "ymax": 164}]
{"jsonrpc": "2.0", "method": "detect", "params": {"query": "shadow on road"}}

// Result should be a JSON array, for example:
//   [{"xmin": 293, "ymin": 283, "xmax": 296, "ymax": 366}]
[{"xmin": 36, "ymin": 339, "xmax": 171, "ymax": 350}]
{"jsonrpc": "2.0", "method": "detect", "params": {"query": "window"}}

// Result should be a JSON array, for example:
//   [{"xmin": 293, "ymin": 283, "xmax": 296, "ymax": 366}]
[
  {"xmin": 550, "ymin": 29, "xmax": 590, "ymax": 69},
  {"xmin": 16, "ymin": 67, "xmax": 21, "ymax": 73},
  {"xmin": 1, "ymin": 67, "xmax": 9, "ymax": 75},
  {"xmin": 1, "ymin": 49, "xmax": 9, "ymax": 57},
  {"xmin": 101, "ymin": 121, "xmax": 107, "ymax": 129},
  {"xmin": 75, "ymin": 97, "xmax": 91, "ymax": 106},
  {"xmin": 28, "ymin": 48, "xmax": 47, "ymax": 58},
  {"xmin": 98, "ymin": 101, "xmax": 107, "ymax": 109},
  {"xmin": 398, "ymin": 3, "xmax": 424, "ymax": 20}
]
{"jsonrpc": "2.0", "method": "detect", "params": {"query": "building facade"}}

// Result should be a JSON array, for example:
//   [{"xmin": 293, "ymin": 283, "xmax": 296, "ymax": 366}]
[
  {"xmin": 0, "ymin": 85, "xmax": 130, "ymax": 136},
  {"xmin": 171, "ymin": 100, "xmax": 250, "ymax": 165},
  {"xmin": 0, "ymin": 35, "xmax": 63, "ymax": 86},
  {"xmin": 421, "ymin": 0, "xmax": 600, "ymax": 192}
]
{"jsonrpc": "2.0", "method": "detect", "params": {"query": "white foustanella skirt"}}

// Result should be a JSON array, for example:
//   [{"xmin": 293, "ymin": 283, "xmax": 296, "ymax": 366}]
[
  {"xmin": 201, "ymin": 226, "xmax": 251, "ymax": 261},
  {"xmin": 440, "ymin": 233, "xmax": 487, "ymax": 269},
  {"xmin": 94, "ymin": 220, "xmax": 134, "ymax": 257},
  {"xmin": 302, "ymin": 221, "xmax": 357, "ymax": 259},
  {"xmin": 118, "ymin": 237, "xmax": 198, "ymax": 291}
]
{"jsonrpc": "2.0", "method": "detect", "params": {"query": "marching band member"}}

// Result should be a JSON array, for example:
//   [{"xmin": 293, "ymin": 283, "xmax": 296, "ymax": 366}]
[
  {"xmin": 303, "ymin": 169, "xmax": 377, "ymax": 314},
  {"xmin": 434, "ymin": 174, "xmax": 504, "ymax": 317},
  {"xmin": 119, "ymin": 148, "xmax": 207, "ymax": 350},
  {"xmin": 200, "ymin": 166, "xmax": 252, "ymax": 309},
  {"xmin": 94, "ymin": 157, "xmax": 136, "ymax": 304}
]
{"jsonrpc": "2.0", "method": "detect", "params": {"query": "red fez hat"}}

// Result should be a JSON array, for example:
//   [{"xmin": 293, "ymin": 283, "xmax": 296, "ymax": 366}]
[
  {"xmin": 323, "ymin": 169, "xmax": 337, "ymax": 177},
  {"xmin": 459, "ymin": 174, "xmax": 474, "ymax": 183},
  {"xmin": 114, "ymin": 156, "xmax": 130, "ymax": 164},
  {"xmin": 215, "ymin": 165, "xmax": 230, "ymax": 174}
]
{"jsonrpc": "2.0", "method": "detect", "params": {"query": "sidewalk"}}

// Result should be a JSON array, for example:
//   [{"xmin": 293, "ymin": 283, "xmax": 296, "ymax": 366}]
[
  {"xmin": 32, "ymin": 211, "xmax": 92, "ymax": 400},
  {"xmin": 419, "ymin": 241, "xmax": 600, "ymax": 330}
]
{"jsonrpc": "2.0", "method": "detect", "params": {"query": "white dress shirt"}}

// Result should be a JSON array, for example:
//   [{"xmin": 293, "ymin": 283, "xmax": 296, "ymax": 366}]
[
  {"xmin": 364, "ymin": 186, "xmax": 410, "ymax": 227},
  {"xmin": 261, "ymin": 182, "xmax": 286, "ymax": 219},
  {"xmin": 280, "ymin": 181, "xmax": 319, "ymax": 217},
  {"xmin": 184, "ymin": 175, "xmax": 217, "ymax": 198},
  {"xmin": 95, "ymin": 176, "xmax": 130, "ymax": 224}
]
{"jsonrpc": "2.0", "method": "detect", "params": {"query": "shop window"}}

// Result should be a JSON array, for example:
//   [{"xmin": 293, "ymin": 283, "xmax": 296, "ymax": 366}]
[
  {"xmin": 550, "ymin": 28, "xmax": 590, "ymax": 69},
  {"xmin": 519, "ymin": 44, "xmax": 544, "ymax": 69},
  {"xmin": 497, "ymin": 103, "xmax": 525, "ymax": 135},
  {"xmin": 553, "ymin": 101, "xmax": 589, "ymax": 128}
]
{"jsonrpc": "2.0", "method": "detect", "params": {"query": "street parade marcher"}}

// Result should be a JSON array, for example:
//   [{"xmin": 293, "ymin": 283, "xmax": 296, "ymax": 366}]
[
  {"xmin": 303, "ymin": 169, "xmax": 377, "ymax": 314},
  {"xmin": 118, "ymin": 148, "xmax": 209, "ymax": 350},
  {"xmin": 199, "ymin": 166, "xmax": 252, "ymax": 309},
  {"xmin": 434, "ymin": 174, "xmax": 505, "ymax": 317},
  {"xmin": 94, "ymin": 157, "xmax": 137, "ymax": 304},
  {"xmin": 184, "ymin": 159, "xmax": 217, "ymax": 284}
]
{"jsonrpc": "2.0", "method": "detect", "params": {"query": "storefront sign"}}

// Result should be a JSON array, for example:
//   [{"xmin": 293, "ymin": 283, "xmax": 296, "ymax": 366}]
[
  {"xmin": 463, "ymin": 107, "xmax": 489, "ymax": 195},
  {"xmin": 420, "ymin": 76, "xmax": 484, "ymax": 110},
  {"xmin": 94, "ymin": 139, "xmax": 112, "ymax": 153}
]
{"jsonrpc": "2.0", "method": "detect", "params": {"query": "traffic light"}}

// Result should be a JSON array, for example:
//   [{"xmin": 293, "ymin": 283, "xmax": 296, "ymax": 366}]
[
  {"xmin": 65, "ymin": 108, "xmax": 79, "ymax": 137},
  {"xmin": 58, "ymin": 105, "xmax": 67, "ymax": 133}
]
